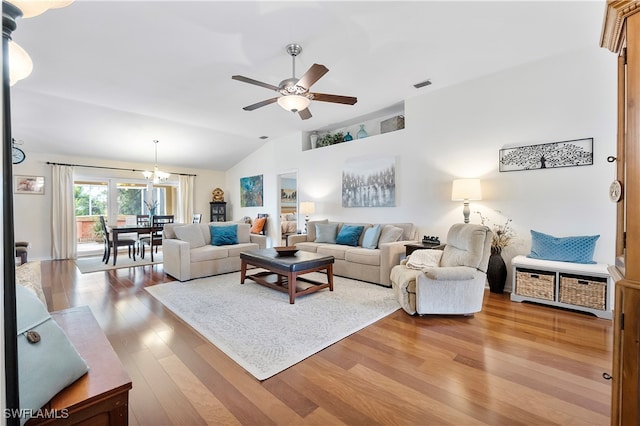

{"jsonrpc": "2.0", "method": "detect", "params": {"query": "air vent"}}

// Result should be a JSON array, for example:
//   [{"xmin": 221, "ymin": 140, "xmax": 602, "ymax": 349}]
[
  {"xmin": 259, "ymin": 136, "xmax": 268, "ymax": 140},
  {"xmin": 413, "ymin": 79, "xmax": 432, "ymax": 89}
]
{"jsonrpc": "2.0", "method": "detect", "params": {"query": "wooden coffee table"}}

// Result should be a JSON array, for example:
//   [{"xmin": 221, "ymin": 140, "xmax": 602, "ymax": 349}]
[{"xmin": 240, "ymin": 248, "xmax": 335, "ymax": 304}]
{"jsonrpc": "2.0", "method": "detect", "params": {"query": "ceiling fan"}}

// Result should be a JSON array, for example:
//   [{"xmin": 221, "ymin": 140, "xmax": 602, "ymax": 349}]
[{"xmin": 232, "ymin": 44, "xmax": 357, "ymax": 120}]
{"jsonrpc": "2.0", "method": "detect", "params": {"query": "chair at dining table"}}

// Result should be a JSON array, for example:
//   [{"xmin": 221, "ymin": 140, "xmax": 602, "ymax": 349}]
[
  {"xmin": 99, "ymin": 215, "xmax": 136, "ymax": 264},
  {"xmin": 140, "ymin": 215, "xmax": 174, "ymax": 259},
  {"xmin": 136, "ymin": 215, "xmax": 151, "ymax": 255}
]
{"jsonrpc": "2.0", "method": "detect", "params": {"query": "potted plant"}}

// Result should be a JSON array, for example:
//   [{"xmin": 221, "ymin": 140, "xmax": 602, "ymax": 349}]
[{"xmin": 476, "ymin": 211, "xmax": 516, "ymax": 293}]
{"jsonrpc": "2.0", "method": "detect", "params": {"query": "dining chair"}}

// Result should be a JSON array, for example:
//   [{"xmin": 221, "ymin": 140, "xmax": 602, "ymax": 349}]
[
  {"xmin": 140, "ymin": 215, "xmax": 174, "ymax": 259},
  {"xmin": 192, "ymin": 213, "xmax": 202, "ymax": 223},
  {"xmin": 136, "ymin": 215, "xmax": 151, "ymax": 255},
  {"xmin": 99, "ymin": 215, "xmax": 136, "ymax": 264}
]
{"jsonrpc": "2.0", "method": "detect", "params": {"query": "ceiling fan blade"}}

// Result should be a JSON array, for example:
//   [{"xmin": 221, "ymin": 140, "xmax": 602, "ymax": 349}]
[
  {"xmin": 296, "ymin": 64, "xmax": 329, "ymax": 90},
  {"xmin": 242, "ymin": 98, "xmax": 278, "ymax": 111},
  {"xmin": 232, "ymin": 75, "xmax": 280, "ymax": 91},
  {"xmin": 298, "ymin": 108, "xmax": 312, "ymax": 120},
  {"xmin": 311, "ymin": 93, "xmax": 358, "ymax": 105}
]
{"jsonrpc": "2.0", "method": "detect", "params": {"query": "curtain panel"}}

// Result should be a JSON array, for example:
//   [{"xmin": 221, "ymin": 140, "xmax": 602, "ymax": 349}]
[
  {"xmin": 51, "ymin": 164, "xmax": 76, "ymax": 259},
  {"xmin": 178, "ymin": 175, "xmax": 195, "ymax": 224}
]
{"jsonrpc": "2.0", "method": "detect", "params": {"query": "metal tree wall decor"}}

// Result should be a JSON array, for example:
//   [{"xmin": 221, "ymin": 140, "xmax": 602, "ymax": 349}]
[{"xmin": 499, "ymin": 137, "xmax": 593, "ymax": 172}]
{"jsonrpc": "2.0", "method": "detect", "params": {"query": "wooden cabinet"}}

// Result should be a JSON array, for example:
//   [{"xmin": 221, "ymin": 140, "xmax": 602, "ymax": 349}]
[
  {"xmin": 209, "ymin": 202, "xmax": 227, "ymax": 222},
  {"xmin": 601, "ymin": 2, "xmax": 640, "ymax": 424}
]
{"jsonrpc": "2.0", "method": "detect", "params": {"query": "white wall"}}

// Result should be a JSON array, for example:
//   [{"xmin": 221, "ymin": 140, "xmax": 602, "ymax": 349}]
[
  {"xmin": 227, "ymin": 48, "xmax": 618, "ymax": 286},
  {"xmin": 13, "ymin": 151, "xmax": 225, "ymax": 260}
]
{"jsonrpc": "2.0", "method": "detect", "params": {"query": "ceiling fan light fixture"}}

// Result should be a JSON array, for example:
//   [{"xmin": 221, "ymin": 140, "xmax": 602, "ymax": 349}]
[{"xmin": 277, "ymin": 94, "xmax": 310, "ymax": 113}]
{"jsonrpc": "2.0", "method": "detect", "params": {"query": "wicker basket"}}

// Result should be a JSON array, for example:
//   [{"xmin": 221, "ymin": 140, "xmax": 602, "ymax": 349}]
[
  {"xmin": 515, "ymin": 268, "xmax": 555, "ymax": 301},
  {"xmin": 559, "ymin": 274, "xmax": 606, "ymax": 310}
]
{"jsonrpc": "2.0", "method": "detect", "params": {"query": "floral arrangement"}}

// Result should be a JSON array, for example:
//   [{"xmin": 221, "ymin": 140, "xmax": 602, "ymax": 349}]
[
  {"xmin": 475, "ymin": 211, "xmax": 516, "ymax": 253},
  {"xmin": 144, "ymin": 200, "xmax": 158, "ymax": 213}
]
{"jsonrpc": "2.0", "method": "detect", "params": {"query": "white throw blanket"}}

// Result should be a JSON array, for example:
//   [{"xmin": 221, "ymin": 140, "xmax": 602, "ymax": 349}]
[{"xmin": 406, "ymin": 249, "xmax": 442, "ymax": 270}]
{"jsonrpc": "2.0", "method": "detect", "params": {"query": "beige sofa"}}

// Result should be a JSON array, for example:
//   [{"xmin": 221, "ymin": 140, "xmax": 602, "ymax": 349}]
[
  {"xmin": 163, "ymin": 222, "xmax": 267, "ymax": 281},
  {"xmin": 288, "ymin": 220, "xmax": 417, "ymax": 287}
]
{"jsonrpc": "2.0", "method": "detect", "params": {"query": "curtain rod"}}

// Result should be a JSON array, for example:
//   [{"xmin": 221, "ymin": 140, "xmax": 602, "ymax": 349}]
[{"xmin": 46, "ymin": 161, "xmax": 197, "ymax": 177}]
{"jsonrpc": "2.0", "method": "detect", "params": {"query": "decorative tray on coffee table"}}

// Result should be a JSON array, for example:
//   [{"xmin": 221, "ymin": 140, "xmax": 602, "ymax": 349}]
[{"xmin": 274, "ymin": 246, "xmax": 298, "ymax": 256}]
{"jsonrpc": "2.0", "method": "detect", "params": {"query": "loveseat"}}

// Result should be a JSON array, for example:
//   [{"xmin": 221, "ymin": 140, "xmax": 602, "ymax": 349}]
[
  {"xmin": 163, "ymin": 222, "xmax": 267, "ymax": 281},
  {"xmin": 288, "ymin": 220, "xmax": 417, "ymax": 287}
]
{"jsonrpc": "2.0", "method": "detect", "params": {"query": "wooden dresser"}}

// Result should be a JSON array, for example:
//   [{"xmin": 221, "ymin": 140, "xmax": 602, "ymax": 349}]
[
  {"xmin": 601, "ymin": 2, "xmax": 640, "ymax": 424},
  {"xmin": 27, "ymin": 306, "xmax": 132, "ymax": 425}
]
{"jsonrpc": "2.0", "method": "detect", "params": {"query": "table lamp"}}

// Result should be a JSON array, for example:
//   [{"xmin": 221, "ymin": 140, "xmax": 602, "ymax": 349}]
[
  {"xmin": 451, "ymin": 179, "xmax": 482, "ymax": 223},
  {"xmin": 299, "ymin": 202, "xmax": 316, "ymax": 233}
]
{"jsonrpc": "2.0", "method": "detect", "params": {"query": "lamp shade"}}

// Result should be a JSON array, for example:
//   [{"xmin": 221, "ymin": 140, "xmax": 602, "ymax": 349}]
[
  {"xmin": 8, "ymin": 41, "xmax": 33, "ymax": 86},
  {"xmin": 451, "ymin": 179, "xmax": 482, "ymax": 201},
  {"xmin": 277, "ymin": 95, "xmax": 310, "ymax": 112},
  {"xmin": 300, "ymin": 202, "xmax": 316, "ymax": 215},
  {"xmin": 7, "ymin": 0, "xmax": 74, "ymax": 18}
]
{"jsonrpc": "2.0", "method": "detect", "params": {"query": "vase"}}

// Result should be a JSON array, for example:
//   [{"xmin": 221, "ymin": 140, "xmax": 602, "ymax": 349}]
[
  {"xmin": 343, "ymin": 131, "xmax": 353, "ymax": 142},
  {"xmin": 310, "ymin": 131, "xmax": 318, "ymax": 149},
  {"xmin": 148, "ymin": 208, "xmax": 156, "ymax": 223},
  {"xmin": 487, "ymin": 247, "xmax": 507, "ymax": 293},
  {"xmin": 357, "ymin": 124, "xmax": 368, "ymax": 139}
]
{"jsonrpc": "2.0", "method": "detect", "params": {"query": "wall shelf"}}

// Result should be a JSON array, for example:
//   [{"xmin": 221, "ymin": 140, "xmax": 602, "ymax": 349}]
[{"xmin": 302, "ymin": 102, "xmax": 405, "ymax": 151}]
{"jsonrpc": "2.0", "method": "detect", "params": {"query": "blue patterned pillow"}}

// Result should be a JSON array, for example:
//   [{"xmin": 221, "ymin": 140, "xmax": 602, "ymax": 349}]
[
  {"xmin": 336, "ymin": 225, "xmax": 365, "ymax": 246},
  {"xmin": 528, "ymin": 230, "xmax": 599, "ymax": 264},
  {"xmin": 210, "ymin": 224, "xmax": 238, "ymax": 246}
]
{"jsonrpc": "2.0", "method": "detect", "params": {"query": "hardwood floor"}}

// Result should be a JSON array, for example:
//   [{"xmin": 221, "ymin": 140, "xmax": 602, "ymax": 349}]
[{"xmin": 40, "ymin": 260, "xmax": 612, "ymax": 425}]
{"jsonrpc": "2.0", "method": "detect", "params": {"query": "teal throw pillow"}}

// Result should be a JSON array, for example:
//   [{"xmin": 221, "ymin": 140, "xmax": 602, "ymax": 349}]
[
  {"xmin": 336, "ymin": 225, "xmax": 365, "ymax": 247},
  {"xmin": 16, "ymin": 285, "xmax": 89, "ymax": 419},
  {"xmin": 528, "ymin": 230, "xmax": 599, "ymax": 264},
  {"xmin": 315, "ymin": 223, "xmax": 338, "ymax": 243},
  {"xmin": 210, "ymin": 224, "xmax": 238, "ymax": 246},
  {"xmin": 362, "ymin": 224, "xmax": 382, "ymax": 249}
]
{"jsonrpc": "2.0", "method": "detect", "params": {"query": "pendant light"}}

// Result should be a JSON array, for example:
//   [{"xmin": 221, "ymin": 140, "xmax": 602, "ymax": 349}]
[{"xmin": 142, "ymin": 140, "xmax": 170, "ymax": 184}]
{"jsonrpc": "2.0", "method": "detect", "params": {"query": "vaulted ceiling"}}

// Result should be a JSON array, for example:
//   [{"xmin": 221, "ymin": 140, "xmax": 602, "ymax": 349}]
[{"xmin": 9, "ymin": 1, "xmax": 605, "ymax": 171}]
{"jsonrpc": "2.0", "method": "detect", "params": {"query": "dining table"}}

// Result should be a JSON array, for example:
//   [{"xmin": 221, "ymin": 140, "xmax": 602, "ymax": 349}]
[{"xmin": 107, "ymin": 224, "xmax": 162, "ymax": 266}]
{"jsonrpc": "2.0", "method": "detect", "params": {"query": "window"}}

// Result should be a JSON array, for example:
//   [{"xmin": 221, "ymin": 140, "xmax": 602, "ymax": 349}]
[{"xmin": 75, "ymin": 182, "xmax": 108, "ymax": 216}]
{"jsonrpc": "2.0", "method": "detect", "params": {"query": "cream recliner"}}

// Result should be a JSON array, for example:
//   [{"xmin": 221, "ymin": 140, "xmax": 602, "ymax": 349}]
[{"xmin": 390, "ymin": 223, "xmax": 492, "ymax": 315}]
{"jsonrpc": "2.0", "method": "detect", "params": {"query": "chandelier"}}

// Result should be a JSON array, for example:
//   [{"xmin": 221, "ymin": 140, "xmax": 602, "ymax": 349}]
[{"xmin": 142, "ymin": 140, "xmax": 170, "ymax": 184}]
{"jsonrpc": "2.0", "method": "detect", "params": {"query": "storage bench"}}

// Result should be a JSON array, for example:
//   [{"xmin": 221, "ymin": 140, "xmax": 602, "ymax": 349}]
[{"xmin": 510, "ymin": 255, "xmax": 612, "ymax": 319}]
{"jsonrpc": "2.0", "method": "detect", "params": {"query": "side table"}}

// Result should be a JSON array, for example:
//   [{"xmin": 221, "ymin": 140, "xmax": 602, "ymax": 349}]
[{"xmin": 405, "ymin": 242, "xmax": 444, "ymax": 256}]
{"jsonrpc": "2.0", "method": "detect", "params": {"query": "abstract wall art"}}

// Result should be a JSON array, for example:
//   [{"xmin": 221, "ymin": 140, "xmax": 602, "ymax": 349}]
[
  {"xmin": 342, "ymin": 155, "xmax": 396, "ymax": 207},
  {"xmin": 240, "ymin": 174, "xmax": 263, "ymax": 207}
]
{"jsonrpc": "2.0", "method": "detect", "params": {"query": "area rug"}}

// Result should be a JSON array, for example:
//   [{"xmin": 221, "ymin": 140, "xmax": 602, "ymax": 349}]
[
  {"xmin": 75, "ymin": 252, "xmax": 162, "ymax": 273},
  {"xmin": 145, "ymin": 271, "xmax": 399, "ymax": 380}
]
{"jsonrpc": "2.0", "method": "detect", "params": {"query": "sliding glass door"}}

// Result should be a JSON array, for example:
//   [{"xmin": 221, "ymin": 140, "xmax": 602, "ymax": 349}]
[{"xmin": 74, "ymin": 178, "xmax": 174, "ymax": 256}]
